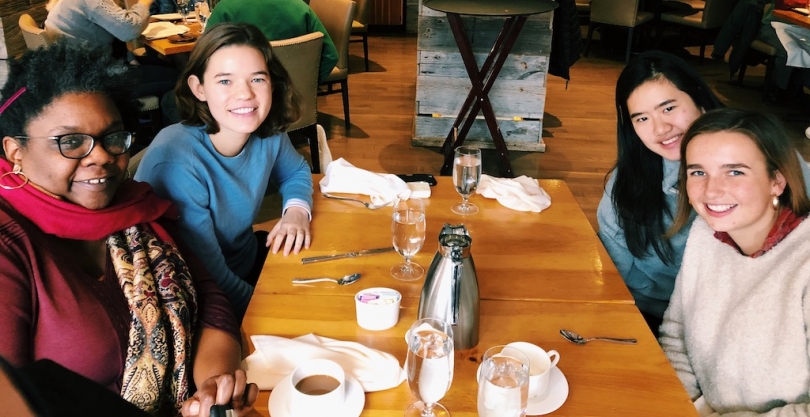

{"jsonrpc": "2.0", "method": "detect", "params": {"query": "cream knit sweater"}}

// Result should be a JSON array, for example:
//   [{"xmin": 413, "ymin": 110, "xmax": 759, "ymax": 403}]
[{"xmin": 660, "ymin": 216, "xmax": 810, "ymax": 416}]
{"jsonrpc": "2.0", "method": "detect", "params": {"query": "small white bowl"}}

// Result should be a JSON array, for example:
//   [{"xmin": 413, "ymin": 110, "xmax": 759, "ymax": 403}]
[{"xmin": 355, "ymin": 287, "xmax": 401, "ymax": 331}]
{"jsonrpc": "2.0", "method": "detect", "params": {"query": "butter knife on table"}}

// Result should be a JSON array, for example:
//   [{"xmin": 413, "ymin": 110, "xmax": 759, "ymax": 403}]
[{"xmin": 301, "ymin": 247, "xmax": 395, "ymax": 264}]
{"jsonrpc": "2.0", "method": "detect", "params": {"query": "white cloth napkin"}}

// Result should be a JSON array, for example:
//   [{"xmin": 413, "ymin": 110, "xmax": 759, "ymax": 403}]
[
  {"xmin": 242, "ymin": 334, "xmax": 406, "ymax": 392},
  {"xmin": 772, "ymin": 21, "xmax": 810, "ymax": 68},
  {"xmin": 475, "ymin": 174, "xmax": 551, "ymax": 212},
  {"xmin": 319, "ymin": 158, "xmax": 411, "ymax": 206},
  {"xmin": 141, "ymin": 22, "xmax": 189, "ymax": 40}
]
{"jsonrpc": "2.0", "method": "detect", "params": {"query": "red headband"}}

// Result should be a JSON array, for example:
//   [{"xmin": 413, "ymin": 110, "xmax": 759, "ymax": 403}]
[{"xmin": 0, "ymin": 87, "xmax": 27, "ymax": 115}]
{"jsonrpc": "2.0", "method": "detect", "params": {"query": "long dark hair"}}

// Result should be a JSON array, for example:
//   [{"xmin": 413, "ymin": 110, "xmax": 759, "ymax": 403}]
[
  {"xmin": 609, "ymin": 50, "xmax": 724, "ymax": 263},
  {"xmin": 175, "ymin": 22, "xmax": 300, "ymax": 136},
  {"xmin": 670, "ymin": 108, "xmax": 810, "ymax": 234}
]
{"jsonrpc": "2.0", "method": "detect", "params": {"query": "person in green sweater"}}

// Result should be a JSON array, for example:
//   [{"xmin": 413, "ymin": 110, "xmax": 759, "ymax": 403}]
[{"xmin": 206, "ymin": 0, "xmax": 338, "ymax": 84}]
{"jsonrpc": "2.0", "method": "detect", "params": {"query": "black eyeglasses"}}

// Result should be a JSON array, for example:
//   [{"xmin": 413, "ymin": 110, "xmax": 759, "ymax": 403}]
[{"xmin": 14, "ymin": 131, "xmax": 133, "ymax": 159}]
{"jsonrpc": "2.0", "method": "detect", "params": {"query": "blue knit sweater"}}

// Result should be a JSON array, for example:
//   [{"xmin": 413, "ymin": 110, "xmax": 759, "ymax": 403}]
[{"xmin": 134, "ymin": 124, "xmax": 313, "ymax": 318}]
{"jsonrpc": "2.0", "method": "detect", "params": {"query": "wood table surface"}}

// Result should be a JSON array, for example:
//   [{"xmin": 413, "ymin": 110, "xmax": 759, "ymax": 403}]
[
  {"xmin": 773, "ymin": 9, "xmax": 810, "ymax": 30},
  {"xmin": 252, "ymin": 176, "xmax": 633, "ymax": 304},
  {"xmin": 142, "ymin": 21, "xmax": 201, "ymax": 56},
  {"xmin": 242, "ymin": 296, "xmax": 696, "ymax": 416}
]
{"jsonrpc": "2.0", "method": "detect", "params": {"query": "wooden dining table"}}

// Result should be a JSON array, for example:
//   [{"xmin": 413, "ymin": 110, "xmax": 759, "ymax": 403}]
[
  {"xmin": 243, "ymin": 176, "xmax": 697, "ymax": 416},
  {"xmin": 773, "ymin": 9, "xmax": 810, "ymax": 31},
  {"xmin": 251, "ymin": 176, "xmax": 634, "ymax": 304},
  {"xmin": 141, "ymin": 21, "xmax": 201, "ymax": 56}
]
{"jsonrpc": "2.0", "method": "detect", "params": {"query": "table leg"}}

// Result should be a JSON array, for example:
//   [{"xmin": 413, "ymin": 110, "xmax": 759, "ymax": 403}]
[{"xmin": 439, "ymin": 13, "xmax": 528, "ymax": 178}]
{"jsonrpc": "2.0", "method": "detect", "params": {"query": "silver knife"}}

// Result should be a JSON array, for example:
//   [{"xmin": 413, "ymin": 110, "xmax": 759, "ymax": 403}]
[{"xmin": 301, "ymin": 247, "xmax": 395, "ymax": 264}]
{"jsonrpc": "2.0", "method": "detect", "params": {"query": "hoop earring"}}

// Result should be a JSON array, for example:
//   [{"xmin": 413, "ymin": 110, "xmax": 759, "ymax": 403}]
[
  {"xmin": 125, "ymin": 169, "xmax": 131, "ymax": 180},
  {"xmin": 773, "ymin": 196, "xmax": 779, "ymax": 210},
  {"xmin": 0, "ymin": 164, "xmax": 29, "ymax": 190}
]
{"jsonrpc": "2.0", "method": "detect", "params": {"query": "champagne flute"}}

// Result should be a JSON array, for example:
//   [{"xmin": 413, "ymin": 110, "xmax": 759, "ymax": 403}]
[
  {"xmin": 405, "ymin": 318, "xmax": 454, "ymax": 417},
  {"xmin": 451, "ymin": 146, "xmax": 482, "ymax": 215},
  {"xmin": 391, "ymin": 197, "xmax": 426, "ymax": 281}
]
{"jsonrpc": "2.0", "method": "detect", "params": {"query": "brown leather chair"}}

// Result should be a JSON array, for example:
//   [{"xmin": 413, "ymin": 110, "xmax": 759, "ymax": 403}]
[
  {"xmin": 584, "ymin": 0, "xmax": 653, "ymax": 64},
  {"xmin": 310, "ymin": 0, "xmax": 356, "ymax": 130},
  {"xmin": 269, "ymin": 32, "xmax": 326, "ymax": 172},
  {"xmin": 19, "ymin": 14, "xmax": 51, "ymax": 50},
  {"xmin": 350, "ymin": 0, "xmax": 370, "ymax": 72},
  {"xmin": 660, "ymin": 0, "xmax": 736, "ymax": 61}
]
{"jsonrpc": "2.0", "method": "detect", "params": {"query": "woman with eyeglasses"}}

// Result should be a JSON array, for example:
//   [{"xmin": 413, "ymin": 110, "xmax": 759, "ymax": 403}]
[{"xmin": 0, "ymin": 40, "xmax": 257, "ymax": 417}]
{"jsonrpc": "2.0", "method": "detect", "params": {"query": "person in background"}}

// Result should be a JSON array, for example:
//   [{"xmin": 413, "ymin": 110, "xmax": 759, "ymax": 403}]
[
  {"xmin": 662, "ymin": 108, "xmax": 810, "ymax": 416},
  {"xmin": 45, "ymin": 0, "xmax": 178, "ymax": 98},
  {"xmin": 206, "ymin": 0, "xmax": 338, "ymax": 84},
  {"xmin": 134, "ymin": 23, "xmax": 314, "ymax": 321},
  {"xmin": 0, "ymin": 40, "xmax": 257, "ymax": 416},
  {"xmin": 597, "ymin": 50, "xmax": 810, "ymax": 337}
]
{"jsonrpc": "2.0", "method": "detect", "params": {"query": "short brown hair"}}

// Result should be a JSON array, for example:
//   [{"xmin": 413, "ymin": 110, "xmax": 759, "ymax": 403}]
[{"xmin": 175, "ymin": 22, "xmax": 300, "ymax": 136}]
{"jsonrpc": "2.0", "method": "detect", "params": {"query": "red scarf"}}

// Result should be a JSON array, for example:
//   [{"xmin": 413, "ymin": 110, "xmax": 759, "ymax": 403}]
[{"xmin": 0, "ymin": 158, "xmax": 177, "ymax": 239}]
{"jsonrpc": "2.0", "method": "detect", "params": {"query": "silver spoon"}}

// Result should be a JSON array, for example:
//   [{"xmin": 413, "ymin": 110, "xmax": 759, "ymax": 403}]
[
  {"xmin": 292, "ymin": 273, "xmax": 362, "ymax": 286},
  {"xmin": 560, "ymin": 329, "xmax": 637, "ymax": 345},
  {"xmin": 322, "ymin": 193, "xmax": 387, "ymax": 210}
]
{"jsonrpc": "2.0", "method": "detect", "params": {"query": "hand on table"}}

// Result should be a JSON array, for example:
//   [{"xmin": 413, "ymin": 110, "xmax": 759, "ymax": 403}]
[
  {"xmin": 267, "ymin": 206, "xmax": 311, "ymax": 255},
  {"xmin": 181, "ymin": 370, "xmax": 258, "ymax": 417}
]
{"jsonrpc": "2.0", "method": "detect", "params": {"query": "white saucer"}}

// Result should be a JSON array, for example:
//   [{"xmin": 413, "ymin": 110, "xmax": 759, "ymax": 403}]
[
  {"xmin": 526, "ymin": 367, "xmax": 569, "ymax": 415},
  {"xmin": 268, "ymin": 373, "xmax": 365, "ymax": 417}
]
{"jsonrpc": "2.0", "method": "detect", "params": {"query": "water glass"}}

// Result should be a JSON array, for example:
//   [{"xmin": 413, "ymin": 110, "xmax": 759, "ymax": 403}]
[
  {"xmin": 477, "ymin": 345, "xmax": 530, "ymax": 417},
  {"xmin": 451, "ymin": 146, "xmax": 482, "ymax": 215},
  {"xmin": 176, "ymin": 0, "xmax": 192, "ymax": 23},
  {"xmin": 390, "ymin": 197, "xmax": 426, "ymax": 281},
  {"xmin": 405, "ymin": 318, "xmax": 454, "ymax": 417}
]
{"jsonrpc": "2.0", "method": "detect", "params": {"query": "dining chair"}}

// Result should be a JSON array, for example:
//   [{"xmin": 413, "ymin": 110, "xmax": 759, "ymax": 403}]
[
  {"xmin": 269, "ymin": 32, "xmax": 326, "ymax": 173},
  {"xmin": 584, "ymin": 0, "xmax": 653, "ymax": 64},
  {"xmin": 350, "ymin": 0, "xmax": 370, "ymax": 71},
  {"xmin": 659, "ymin": 0, "xmax": 736, "ymax": 62},
  {"xmin": 736, "ymin": 39, "xmax": 776, "ymax": 100},
  {"xmin": 310, "ymin": 0, "xmax": 356, "ymax": 130},
  {"xmin": 18, "ymin": 14, "xmax": 51, "ymax": 50}
]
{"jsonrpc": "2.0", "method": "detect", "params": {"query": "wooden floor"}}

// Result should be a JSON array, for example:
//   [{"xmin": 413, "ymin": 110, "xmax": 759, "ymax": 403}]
[{"xmin": 302, "ymin": 34, "xmax": 810, "ymax": 231}]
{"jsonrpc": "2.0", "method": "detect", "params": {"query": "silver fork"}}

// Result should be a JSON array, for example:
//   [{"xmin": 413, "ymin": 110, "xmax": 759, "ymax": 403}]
[{"xmin": 322, "ymin": 193, "xmax": 388, "ymax": 209}]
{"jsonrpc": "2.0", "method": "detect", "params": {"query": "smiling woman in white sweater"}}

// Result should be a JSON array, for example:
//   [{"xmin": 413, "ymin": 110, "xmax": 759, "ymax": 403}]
[{"xmin": 661, "ymin": 108, "xmax": 810, "ymax": 416}]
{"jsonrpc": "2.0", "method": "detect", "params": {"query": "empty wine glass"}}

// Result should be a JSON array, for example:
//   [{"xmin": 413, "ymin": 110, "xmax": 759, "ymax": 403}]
[
  {"xmin": 405, "ymin": 318, "xmax": 454, "ymax": 417},
  {"xmin": 391, "ymin": 197, "xmax": 426, "ymax": 281},
  {"xmin": 451, "ymin": 146, "xmax": 482, "ymax": 215}
]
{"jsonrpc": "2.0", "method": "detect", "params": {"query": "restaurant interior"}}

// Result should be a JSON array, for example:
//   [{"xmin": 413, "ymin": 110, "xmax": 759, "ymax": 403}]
[{"xmin": 2, "ymin": 0, "xmax": 810, "ymax": 415}]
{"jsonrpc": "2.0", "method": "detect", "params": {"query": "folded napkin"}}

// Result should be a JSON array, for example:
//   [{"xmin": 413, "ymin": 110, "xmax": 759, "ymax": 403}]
[
  {"xmin": 142, "ymin": 22, "xmax": 189, "ymax": 40},
  {"xmin": 772, "ymin": 21, "xmax": 810, "ymax": 68},
  {"xmin": 475, "ymin": 174, "xmax": 551, "ymax": 212},
  {"xmin": 319, "ymin": 158, "xmax": 411, "ymax": 206},
  {"xmin": 242, "ymin": 334, "xmax": 406, "ymax": 392}
]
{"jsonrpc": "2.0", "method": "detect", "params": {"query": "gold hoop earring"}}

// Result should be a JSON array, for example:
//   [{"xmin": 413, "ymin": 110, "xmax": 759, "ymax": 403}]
[
  {"xmin": 773, "ymin": 196, "xmax": 780, "ymax": 210},
  {"xmin": 0, "ymin": 164, "xmax": 29, "ymax": 190}
]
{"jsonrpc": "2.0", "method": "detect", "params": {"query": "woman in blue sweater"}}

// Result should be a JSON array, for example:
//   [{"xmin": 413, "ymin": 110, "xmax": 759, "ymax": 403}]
[{"xmin": 135, "ymin": 23, "xmax": 313, "ymax": 320}]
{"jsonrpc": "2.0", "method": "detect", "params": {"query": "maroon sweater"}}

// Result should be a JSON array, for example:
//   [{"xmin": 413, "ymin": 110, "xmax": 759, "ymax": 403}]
[{"xmin": 0, "ymin": 197, "xmax": 240, "ymax": 392}]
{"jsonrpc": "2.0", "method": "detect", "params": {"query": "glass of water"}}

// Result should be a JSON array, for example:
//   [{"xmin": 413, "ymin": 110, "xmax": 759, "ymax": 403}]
[
  {"xmin": 390, "ymin": 197, "xmax": 426, "ymax": 281},
  {"xmin": 477, "ymin": 345, "xmax": 530, "ymax": 417},
  {"xmin": 451, "ymin": 146, "xmax": 482, "ymax": 215},
  {"xmin": 405, "ymin": 318, "xmax": 454, "ymax": 417},
  {"xmin": 176, "ymin": 0, "xmax": 192, "ymax": 23}
]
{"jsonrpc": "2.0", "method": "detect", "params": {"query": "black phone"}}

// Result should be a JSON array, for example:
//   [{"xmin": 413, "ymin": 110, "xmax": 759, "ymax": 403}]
[{"xmin": 396, "ymin": 173, "xmax": 437, "ymax": 186}]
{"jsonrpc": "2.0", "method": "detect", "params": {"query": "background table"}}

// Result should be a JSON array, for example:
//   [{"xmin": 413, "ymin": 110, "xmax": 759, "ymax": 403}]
[
  {"xmin": 421, "ymin": 0, "xmax": 558, "ymax": 177},
  {"xmin": 253, "ymin": 176, "xmax": 633, "ymax": 304},
  {"xmin": 142, "ymin": 22, "xmax": 201, "ymax": 56},
  {"xmin": 773, "ymin": 9, "xmax": 810, "ymax": 30}
]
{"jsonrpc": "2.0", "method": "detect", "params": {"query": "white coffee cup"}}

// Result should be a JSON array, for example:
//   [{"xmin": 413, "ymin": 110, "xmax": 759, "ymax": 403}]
[
  {"xmin": 505, "ymin": 342, "xmax": 560, "ymax": 398},
  {"xmin": 288, "ymin": 359, "xmax": 346, "ymax": 415}
]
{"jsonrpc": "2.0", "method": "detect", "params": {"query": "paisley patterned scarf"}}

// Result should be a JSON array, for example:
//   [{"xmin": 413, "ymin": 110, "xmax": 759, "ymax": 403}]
[
  {"xmin": 0, "ymin": 158, "xmax": 195, "ymax": 415},
  {"xmin": 109, "ymin": 225, "xmax": 197, "ymax": 415}
]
